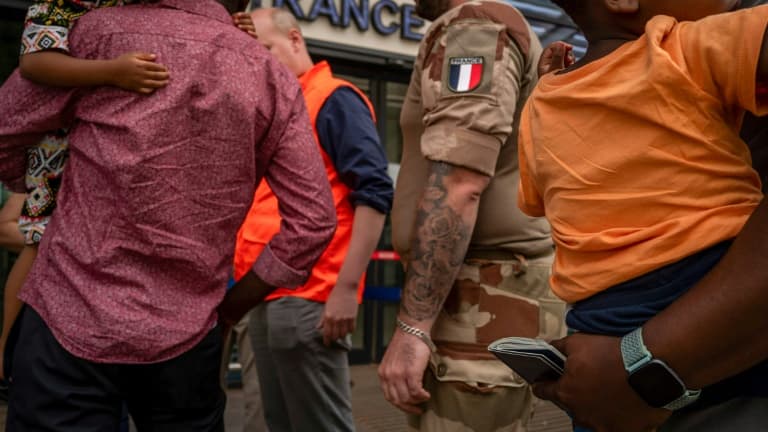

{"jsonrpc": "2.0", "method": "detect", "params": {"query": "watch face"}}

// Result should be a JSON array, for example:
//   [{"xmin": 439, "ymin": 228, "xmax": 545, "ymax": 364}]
[{"xmin": 628, "ymin": 360, "xmax": 686, "ymax": 408}]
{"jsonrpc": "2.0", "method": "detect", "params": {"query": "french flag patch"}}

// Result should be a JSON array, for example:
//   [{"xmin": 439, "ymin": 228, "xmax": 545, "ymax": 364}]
[{"xmin": 448, "ymin": 57, "xmax": 484, "ymax": 93}]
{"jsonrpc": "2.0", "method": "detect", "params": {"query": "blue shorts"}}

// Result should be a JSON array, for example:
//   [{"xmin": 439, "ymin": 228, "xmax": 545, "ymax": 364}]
[{"xmin": 567, "ymin": 240, "xmax": 768, "ymax": 426}]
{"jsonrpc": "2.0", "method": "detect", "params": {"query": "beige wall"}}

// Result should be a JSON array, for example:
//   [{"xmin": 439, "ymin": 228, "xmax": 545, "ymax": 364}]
[{"xmin": 253, "ymin": 0, "xmax": 425, "ymax": 57}]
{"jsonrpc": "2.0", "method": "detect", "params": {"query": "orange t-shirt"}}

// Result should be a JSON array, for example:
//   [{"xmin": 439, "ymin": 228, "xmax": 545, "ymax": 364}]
[{"xmin": 518, "ymin": 7, "xmax": 768, "ymax": 303}]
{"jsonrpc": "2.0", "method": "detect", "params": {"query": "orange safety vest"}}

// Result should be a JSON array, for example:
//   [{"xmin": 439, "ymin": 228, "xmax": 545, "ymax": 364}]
[{"xmin": 233, "ymin": 61, "xmax": 376, "ymax": 304}]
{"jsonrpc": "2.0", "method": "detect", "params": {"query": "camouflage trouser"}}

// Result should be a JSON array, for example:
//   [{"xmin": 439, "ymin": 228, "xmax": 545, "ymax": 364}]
[{"xmin": 408, "ymin": 251, "xmax": 566, "ymax": 432}]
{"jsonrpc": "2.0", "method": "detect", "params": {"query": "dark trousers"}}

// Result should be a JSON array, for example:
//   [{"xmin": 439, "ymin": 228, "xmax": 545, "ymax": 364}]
[{"xmin": 6, "ymin": 307, "xmax": 226, "ymax": 432}]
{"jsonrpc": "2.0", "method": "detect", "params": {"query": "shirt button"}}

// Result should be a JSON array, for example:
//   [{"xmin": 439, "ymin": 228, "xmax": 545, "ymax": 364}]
[{"xmin": 436, "ymin": 363, "xmax": 447, "ymax": 377}]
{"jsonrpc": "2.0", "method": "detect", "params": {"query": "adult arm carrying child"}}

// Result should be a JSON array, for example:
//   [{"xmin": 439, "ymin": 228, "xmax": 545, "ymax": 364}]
[
  {"xmin": 516, "ymin": 1, "xmax": 768, "ymax": 431},
  {"xmin": 0, "ymin": 0, "xmax": 258, "ymax": 380}
]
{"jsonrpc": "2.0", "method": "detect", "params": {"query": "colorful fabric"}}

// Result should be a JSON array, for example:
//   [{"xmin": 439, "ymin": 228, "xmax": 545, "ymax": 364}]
[
  {"xmin": 0, "ymin": 0, "xmax": 335, "ymax": 364},
  {"xmin": 18, "ymin": 130, "xmax": 68, "ymax": 245},
  {"xmin": 518, "ymin": 7, "xmax": 768, "ymax": 303},
  {"xmin": 21, "ymin": 1, "xmax": 137, "ymax": 55}
]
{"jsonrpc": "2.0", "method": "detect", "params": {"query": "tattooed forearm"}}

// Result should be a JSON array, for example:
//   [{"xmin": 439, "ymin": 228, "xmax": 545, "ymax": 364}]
[{"xmin": 402, "ymin": 162, "xmax": 472, "ymax": 322}]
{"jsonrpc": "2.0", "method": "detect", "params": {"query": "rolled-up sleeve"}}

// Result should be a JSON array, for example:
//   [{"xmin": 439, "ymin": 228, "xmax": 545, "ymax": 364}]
[
  {"xmin": 420, "ymin": 17, "xmax": 528, "ymax": 176},
  {"xmin": 315, "ymin": 87, "xmax": 393, "ymax": 214},
  {"xmin": 253, "ymin": 82, "xmax": 337, "ymax": 288},
  {"xmin": 0, "ymin": 70, "xmax": 75, "ymax": 192}
]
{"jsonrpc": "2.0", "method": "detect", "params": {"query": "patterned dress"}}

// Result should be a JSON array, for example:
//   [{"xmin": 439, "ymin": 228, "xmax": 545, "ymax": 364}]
[
  {"xmin": 21, "ymin": 1, "xmax": 137, "ymax": 55},
  {"xmin": 19, "ymin": 1, "xmax": 137, "ymax": 243},
  {"xmin": 18, "ymin": 131, "xmax": 68, "ymax": 245}
]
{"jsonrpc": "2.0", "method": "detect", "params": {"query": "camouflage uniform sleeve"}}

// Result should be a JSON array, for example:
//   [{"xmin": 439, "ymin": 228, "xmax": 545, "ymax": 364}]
[
  {"xmin": 419, "ymin": 4, "xmax": 532, "ymax": 177},
  {"xmin": 20, "ymin": 1, "xmax": 126, "ymax": 55}
]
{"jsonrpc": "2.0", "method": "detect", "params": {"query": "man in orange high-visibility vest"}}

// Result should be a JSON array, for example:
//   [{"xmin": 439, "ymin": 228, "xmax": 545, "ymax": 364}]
[{"xmin": 232, "ymin": 8, "xmax": 394, "ymax": 432}]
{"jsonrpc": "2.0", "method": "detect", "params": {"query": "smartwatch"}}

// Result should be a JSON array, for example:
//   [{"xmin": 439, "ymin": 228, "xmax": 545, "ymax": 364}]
[{"xmin": 620, "ymin": 327, "xmax": 701, "ymax": 410}]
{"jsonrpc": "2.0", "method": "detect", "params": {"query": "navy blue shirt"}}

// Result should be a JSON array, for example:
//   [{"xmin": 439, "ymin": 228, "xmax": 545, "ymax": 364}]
[{"xmin": 315, "ymin": 86, "xmax": 393, "ymax": 214}]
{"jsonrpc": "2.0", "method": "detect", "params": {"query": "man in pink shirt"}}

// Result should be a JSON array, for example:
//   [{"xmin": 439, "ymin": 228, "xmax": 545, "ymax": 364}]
[{"xmin": 0, "ymin": 0, "xmax": 336, "ymax": 430}]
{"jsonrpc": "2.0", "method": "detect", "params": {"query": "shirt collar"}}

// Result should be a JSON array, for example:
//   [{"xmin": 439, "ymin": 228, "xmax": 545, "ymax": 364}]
[{"xmin": 152, "ymin": 0, "xmax": 232, "ymax": 25}]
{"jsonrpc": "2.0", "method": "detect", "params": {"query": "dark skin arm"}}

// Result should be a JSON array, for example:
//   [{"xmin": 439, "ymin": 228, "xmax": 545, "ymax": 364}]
[
  {"xmin": 19, "ymin": 51, "xmax": 170, "ymax": 94},
  {"xmin": 17, "ymin": 12, "xmax": 257, "ymax": 94},
  {"xmin": 533, "ymin": 27, "xmax": 768, "ymax": 432},
  {"xmin": 646, "ymin": 26, "xmax": 768, "ymax": 390},
  {"xmin": 217, "ymin": 270, "xmax": 275, "ymax": 327}
]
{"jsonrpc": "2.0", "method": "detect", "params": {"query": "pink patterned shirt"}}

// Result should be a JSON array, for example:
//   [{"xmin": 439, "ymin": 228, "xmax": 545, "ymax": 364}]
[{"xmin": 0, "ymin": 0, "xmax": 336, "ymax": 363}]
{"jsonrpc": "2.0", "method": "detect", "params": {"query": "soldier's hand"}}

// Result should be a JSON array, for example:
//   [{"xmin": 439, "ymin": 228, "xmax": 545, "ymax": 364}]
[
  {"xmin": 378, "ymin": 327, "xmax": 432, "ymax": 414},
  {"xmin": 538, "ymin": 41, "xmax": 575, "ymax": 76},
  {"xmin": 533, "ymin": 334, "xmax": 671, "ymax": 432}
]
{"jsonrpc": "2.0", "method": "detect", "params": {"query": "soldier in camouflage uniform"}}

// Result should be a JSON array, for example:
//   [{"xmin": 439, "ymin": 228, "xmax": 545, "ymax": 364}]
[{"xmin": 378, "ymin": 0, "xmax": 566, "ymax": 431}]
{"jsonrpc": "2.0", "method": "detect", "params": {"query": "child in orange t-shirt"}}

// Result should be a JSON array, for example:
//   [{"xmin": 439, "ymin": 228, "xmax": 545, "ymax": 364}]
[{"xmin": 517, "ymin": 0, "xmax": 768, "ymax": 427}]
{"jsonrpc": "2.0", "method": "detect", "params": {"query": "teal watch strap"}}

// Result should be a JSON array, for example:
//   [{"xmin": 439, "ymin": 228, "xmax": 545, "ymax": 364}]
[
  {"xmin": 620, "ymin": 328, "xmax": 701, "ymax": 411},
  {"xmin": 664, "ymin": 387, "xmax": 702, "ymax": 411},
  {"xmin": 621, "ymin": 327, "xmax": 653, "ymax": 373}
]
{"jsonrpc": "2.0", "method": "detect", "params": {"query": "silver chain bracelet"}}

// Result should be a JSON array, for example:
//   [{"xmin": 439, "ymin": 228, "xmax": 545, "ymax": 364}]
[{"xmin": 396, "ymin": 318, "xmax": 437, "ymax": 353}]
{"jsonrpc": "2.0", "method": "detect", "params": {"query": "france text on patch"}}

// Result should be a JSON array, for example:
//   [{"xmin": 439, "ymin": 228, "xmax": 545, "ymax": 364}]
[{"xmin": 448, "ymin": 57, "xmax": 484, "ymax": 92}]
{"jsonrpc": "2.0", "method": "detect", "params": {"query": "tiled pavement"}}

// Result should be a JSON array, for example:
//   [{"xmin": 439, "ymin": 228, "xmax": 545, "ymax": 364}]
[
  {"xmin": 0, "ymin": 364, "xmax": 572, "ymax": 431},
  {"xmin": 226, "ymin": 364, "xmax": 572, "ymax": 432}
]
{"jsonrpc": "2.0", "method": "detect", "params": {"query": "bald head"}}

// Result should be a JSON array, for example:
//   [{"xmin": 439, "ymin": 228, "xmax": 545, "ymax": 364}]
[{"xmin": 250, "ymin": 8, "xmax": 313, "ymax": 77}]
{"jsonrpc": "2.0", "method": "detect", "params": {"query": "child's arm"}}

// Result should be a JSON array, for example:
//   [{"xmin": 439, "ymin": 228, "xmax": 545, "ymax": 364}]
[
  {"xmin": 538, "ymin": 41, "xmax": 575, "ymax": 77},
  {"xmin": 20, "ymin": 51, "xmax": 170, "ymax": 95},
  {"xmin": 19, "ymin": 1, "xmax": 167, "ymax": 94},
  {"xmin": 18, "ymin": 10, "xmax": 255, "ymax": 94},
  {"xmin": 233, "ymin": 12, "xmax": 258, "ymax": 39}
]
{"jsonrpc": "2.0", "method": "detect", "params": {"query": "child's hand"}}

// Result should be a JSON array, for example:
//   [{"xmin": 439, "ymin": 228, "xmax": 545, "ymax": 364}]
[
  {"xmin": 109, "ymin": 52, "xmax": 170, "ymax": 95},
  {"xmin": 233, "ymin": 12, "xmax": 258, "ymax": 39},
  {"xmin": 538, "ymin": 41, "xmax": 575, "ymax": 76}
]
